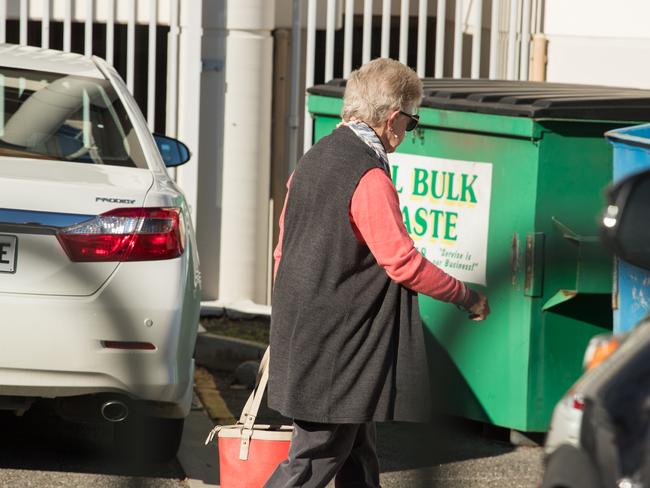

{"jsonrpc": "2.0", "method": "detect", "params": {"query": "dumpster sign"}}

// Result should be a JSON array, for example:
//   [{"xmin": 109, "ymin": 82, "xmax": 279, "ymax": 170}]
[{"xmin": 388, "ymin": 153, "xmax": 493, "ymax": 286}]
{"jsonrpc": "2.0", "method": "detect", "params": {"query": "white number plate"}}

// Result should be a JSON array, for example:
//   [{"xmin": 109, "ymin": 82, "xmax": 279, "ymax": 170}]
[{"xmin": 0, "ymin": 235, "xmax": 17, "ymax": 273}]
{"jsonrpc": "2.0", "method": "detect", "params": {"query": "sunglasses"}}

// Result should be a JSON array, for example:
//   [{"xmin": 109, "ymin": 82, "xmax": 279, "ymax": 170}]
[{"xmin": 399, "ymin": 111, "xmax": 420, "ymax": 131}]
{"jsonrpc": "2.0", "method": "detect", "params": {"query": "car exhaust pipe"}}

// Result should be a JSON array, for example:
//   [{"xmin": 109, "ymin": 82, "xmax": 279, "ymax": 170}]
[{"xmin": 101, "ymin": 400, "xmax": 129, "ymax": 423}]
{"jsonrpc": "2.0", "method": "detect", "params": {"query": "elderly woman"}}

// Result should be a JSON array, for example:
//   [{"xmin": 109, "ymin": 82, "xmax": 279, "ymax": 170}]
[{"xmin": 266, "ymin": 58, "xmax": 489, "ymax": 488}]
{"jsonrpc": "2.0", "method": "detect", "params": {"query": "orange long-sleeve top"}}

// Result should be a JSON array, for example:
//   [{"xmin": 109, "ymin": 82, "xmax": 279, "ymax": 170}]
[{"xmin": 274, "ymin": 167, "xmax": 472, "ymax": 307}]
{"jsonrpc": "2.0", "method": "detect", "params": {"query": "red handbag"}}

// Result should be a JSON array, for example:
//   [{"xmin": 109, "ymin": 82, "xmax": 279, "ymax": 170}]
[{"xmin": 206, "ymin": 348, "xmax": 292, "ymax": 488}]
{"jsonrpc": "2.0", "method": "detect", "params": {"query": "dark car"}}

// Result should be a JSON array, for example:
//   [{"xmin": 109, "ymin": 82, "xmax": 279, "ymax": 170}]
[{"xmin": 542, "ymin": 168, "xmax": 650, "ymax": 488}]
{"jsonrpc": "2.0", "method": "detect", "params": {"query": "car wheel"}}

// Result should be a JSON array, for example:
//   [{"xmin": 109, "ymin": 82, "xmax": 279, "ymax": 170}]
[
  {"xmin": 113, "ymin": 416, "xmax": 185, "ymax": 462},
  {"xmin": 541, "ymin": 445, "xmax": 603, "ymax": 488}
]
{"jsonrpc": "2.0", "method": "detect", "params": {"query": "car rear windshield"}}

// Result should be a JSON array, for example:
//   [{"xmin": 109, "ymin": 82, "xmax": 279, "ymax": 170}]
[{"xmin": 0, "ymin": 67, "xmax": 147, "ymax": 168}]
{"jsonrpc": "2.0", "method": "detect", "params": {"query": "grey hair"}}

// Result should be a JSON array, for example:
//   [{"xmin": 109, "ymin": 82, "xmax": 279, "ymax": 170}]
[{"xmin": 341, "ymin": 58, "xmax": 423, "ymax": 127}]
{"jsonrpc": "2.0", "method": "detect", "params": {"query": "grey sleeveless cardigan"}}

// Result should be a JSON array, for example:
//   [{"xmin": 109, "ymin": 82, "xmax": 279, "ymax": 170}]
[{"xmin": 268, "ymin": 126, "xmax": 431, "ymax": 423}]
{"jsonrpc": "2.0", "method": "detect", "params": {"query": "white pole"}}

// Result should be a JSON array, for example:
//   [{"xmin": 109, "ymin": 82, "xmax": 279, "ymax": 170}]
[
  {"xmin": 303, "ymin": 0, "xmax": 317, "ymax": 154},
  {"xmin": 471, "ymin": 0, "xmax": 483, "ymax": 78},
  {"xmin": 343, "ymin": 0, "xmax": 354, "ymax": 76},
  {"xmin": 362, "ymin": 0, "xmax": 373, "ymax": 64},
  {"xmin": 19, "ymin": 0, "xmax": 27, "ymax": 45},
  {"xmin": 488, "ymin": 0, "xmax": 500, "ymax": 79},
  {"xmin": 519, "ymin": 0, "xmax": 531, "ymax": 80},
  {"xmin": 166, "ymin": 0, "xmax": 179, "ymax": 137},
  {"xmin": 399, "ymin": 0, "xmax": 410, "ymax": 64},
  {"xmin": 63, "ymin": 0, "xmax": 71, "ymax": 52},
  {"xmin": 147, "ymin": 0, "xmax": 157, "ymax": 130},
  {"xmin": 176, "ymin": 0, "xmax": 202, "ymax": 227},
  {"xmin": 416, "ymin": 0, "xmax": 427, "ymax": 77},
  {"xmin": 435, "ymin": 0, "xmax": 446, "ymax": 77},
  {"xmin": 381, "ymin": 0, "xmax": 391, "ymax": 58},
  {"xmin": 218, "ymin": 0, "xmax": 275, "ymax": 304},
  {"xmin": 106, "ymin": 0, "xmax": 115, "ymax": 65},
  {"xmin": 507, "ymin": 0, "xmax": 519, "ymax": 80},
  {"xmin": 127, "ymin": 0, "xmax": 135, "ymax": 93},
  {"xmin": 325, "ymin": 0, "xmax": 336, "ymax": 82},
  {"xmin": 85, "ymin": 0, "xmax": 93, "ymax": 57},
  {"xmin": 453, "ymin": 0, "xmax": 463, "ymax": 78},
  {"xmin": 41, "ymin": 0, "xmax": 50, "ymax": 48}
]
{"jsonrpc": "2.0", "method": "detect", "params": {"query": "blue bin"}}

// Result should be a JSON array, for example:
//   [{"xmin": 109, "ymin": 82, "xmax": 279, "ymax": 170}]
[{"xmin": 606, "ymin": 123, "xmax": 650, "ymax": 333}]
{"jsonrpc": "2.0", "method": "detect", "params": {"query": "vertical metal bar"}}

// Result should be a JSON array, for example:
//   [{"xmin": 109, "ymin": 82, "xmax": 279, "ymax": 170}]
[
  {"xmin": 166, "ymin": 0, "xmax": 179, "ymax": 137},
  {"xmin": 0, "ymin": 0, "xmax": 6, "ymax": 44},
  {"xmin": 399, "ymin": 0, "xmax": 409, "ymax": 64},
  {"xmin": 416, "ymin": 0, "xmax": 427, "ymax": 76},
  {"xmin": 471, "ymin": 0, "xmax": 483, "ymax": 78},
  {"xmin": 435, "ymin": 0, "xmax": 446, "ymax": 77},
  {"xmin": 519, "ymin": 0, "xmax": 531, "ymax": 80},
  {"xmin": 303, "ymin": 0, "xmax": 317, "ymax": 153},
  {"xmin": 20, "ymin": 0, "xmax": 27, "ymax": 45},
  {"xmin": 82, "ymin": 90, "xmax": 90, "ymax": 147},
  {"xmin": 325, "ymin": 0, "xmax": 336, "ymax": 82},
  {"xmin": 85, "ymin": 0, "xmax": 93, "ymax": 57},
  {"xmin": 288, "ymin": 0, "xmax": 302, "ymax": 171},
  {"xmin": 489, "ymin": 0, "xmax": 500, "ymax": 79},
  {"xmin": 535, "ymin": 0, "xmax": 543, "ymax": 33},
  {"xmin": 63, "ymin": 0, "xmax": 71, "ymax": 52},
  {"xmin": 106, "ymin": 0, "xmax": 115, "ymax": 65},
  {"xmin": 452, "ymin": 0, "xmax": 463, "ymax": 77},
  {"xmin": 127, "ymin": 0, "xmax": 135, "ymax": 93},
  {"xmin": 362, "ymin": 0, "xmax": 372, "ymax": 64},
  {"xmin": 506, "ymin": 0, "xmax": 519, "ymax": 80},
  {"xmin": 530, "ymin": 0, "xmax": 537, "ymax": 32},
  {"xmin": 147, "ymin": 0, "xmax": 157, "ymax": 129},
  {"xmin": 343, "ymin": 0, "xmax": 354, "ymax": 76},
  {"xmin": 381, "ymin": 0, "xmax": 391, "ymax": 58},
  {"xmin": 0, "ymin": 74, "xmax": 5, "ymax": 136},
  {"xmin": 41, "ymin": 0, "xmax": 50, "ymax": 48}
]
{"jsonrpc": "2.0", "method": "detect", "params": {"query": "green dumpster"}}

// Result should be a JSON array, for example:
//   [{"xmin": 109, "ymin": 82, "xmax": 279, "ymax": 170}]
[{"xmin": 306, "ymin": 79, "xmax": 650, "ymax": 432}]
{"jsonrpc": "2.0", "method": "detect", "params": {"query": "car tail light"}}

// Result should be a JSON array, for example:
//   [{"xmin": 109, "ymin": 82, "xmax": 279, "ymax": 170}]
[{"xmin": 57, "ymin": 207, "xmax": 185, "ymax": 262}]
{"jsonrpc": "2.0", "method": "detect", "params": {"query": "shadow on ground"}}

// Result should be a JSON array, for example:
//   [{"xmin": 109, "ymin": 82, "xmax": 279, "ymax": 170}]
[
  {"xmin": 0, "ymin": 406, "xmax": 183, "ymax": 480},
  {"xmin": 210, "ymin": 367, "xmax": 525, "ymax": 476}
]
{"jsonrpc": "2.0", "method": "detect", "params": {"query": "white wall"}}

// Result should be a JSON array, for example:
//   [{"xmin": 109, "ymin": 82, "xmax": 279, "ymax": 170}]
[{"xmin": 545, "ymin": 0, "xmax": 650, "ymax": 88}]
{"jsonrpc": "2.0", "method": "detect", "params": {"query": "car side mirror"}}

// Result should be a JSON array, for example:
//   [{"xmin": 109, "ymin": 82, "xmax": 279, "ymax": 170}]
[
  {"xmin": 601, "ymin": 169, "xmax": 650, "ymax": 270},
  {"xmin": 153, "ymin": 134, "xmax": 191, "ymax": 167}
]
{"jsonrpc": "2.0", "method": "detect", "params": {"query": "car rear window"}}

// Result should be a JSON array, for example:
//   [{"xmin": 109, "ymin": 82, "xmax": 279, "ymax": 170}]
[{"xmin": 0, "ymin": 67, "xmax": 147, "ymax": 168}]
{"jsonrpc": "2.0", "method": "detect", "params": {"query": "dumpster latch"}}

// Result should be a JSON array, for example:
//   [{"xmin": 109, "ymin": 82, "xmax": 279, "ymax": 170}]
[{"xmin": 525, "ymin": 232, "xmax": 545, "ymax": 297}]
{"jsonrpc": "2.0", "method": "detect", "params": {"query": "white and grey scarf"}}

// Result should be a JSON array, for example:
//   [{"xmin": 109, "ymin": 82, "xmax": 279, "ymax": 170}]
[{"xmin": 345, "ymin": 120, "xmax": 391, "ymax": 175}]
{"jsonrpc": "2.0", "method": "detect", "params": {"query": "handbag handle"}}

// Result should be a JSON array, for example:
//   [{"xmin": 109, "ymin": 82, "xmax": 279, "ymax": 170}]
[
  {"xmin": 238, "ymin": 346, "xmax": 270, "ymax": 430},
  {"xmin": 204, "ymin": 346, "xmax": 273, "ymax": 460}
]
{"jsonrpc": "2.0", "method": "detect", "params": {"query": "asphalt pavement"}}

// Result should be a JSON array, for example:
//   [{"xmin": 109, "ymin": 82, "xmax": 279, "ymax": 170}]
[
  {"xmin": 197, "ymin": 357, "xmax": 545, "ymax": 488},
  {"xmin": 0, "ymin": 407, "xmax": 186, "ymax": 487},
  {"xmin": 0, "ymin": 328, "xmax": 545, "ymax": 487}
]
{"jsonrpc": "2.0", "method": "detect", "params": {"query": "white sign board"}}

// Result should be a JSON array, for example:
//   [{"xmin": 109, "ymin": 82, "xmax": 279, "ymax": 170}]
[{"xmin": 388, "ymin": 153, "xmax": 493, "ymax": 286}]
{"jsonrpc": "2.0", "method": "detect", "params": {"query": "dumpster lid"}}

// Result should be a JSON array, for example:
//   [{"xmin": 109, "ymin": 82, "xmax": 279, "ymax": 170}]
[{"xmin": 308, "ymin": 79, "xmax": 650, "ymax": 121}]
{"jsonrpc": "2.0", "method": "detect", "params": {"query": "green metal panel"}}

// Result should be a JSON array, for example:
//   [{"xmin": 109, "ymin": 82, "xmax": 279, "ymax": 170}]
[{"xmin": 308, "ymin": 94, "xmax": 622, "ymax": 432}]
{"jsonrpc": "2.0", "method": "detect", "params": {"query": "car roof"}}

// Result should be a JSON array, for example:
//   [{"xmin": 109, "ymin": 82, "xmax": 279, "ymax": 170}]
[{"xmin": 0, "ymin": 43, "xmax": 103, "ymax": 79}]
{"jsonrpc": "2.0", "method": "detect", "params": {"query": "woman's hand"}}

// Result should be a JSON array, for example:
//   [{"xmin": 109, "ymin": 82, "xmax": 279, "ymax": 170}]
[{"xmin": 466, "ymin": 292, "xmax": 490, "ymax": 321}]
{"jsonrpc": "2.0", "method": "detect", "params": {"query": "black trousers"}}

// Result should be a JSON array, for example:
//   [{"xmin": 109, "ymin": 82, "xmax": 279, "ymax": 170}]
[{"xmin": 264, "ymin": 420, "xmax": 381, "ymax": 488}]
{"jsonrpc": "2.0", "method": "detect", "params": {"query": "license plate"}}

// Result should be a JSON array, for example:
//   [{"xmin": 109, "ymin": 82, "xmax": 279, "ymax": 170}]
[{"xmin": 0, "ymin": 234, "xmax": 17, "ymax": 273}]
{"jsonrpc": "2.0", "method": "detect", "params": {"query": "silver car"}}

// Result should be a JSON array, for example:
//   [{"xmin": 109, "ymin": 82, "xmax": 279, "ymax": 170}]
[{"xmin": 0, "ymin": 44, "xmax": 201, "ymax": 461}]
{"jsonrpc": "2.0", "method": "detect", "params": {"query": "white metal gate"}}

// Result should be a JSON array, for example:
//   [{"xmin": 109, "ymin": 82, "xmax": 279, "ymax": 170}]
[
  {"xmin": 1, "ymin": 0, "xmax": 191, "ymax": 142},
  {"xmin": 301, "ymin": 0, "xmax": 546, "ymax": 152}
]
